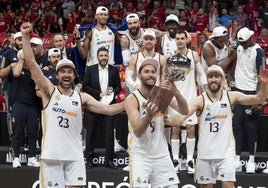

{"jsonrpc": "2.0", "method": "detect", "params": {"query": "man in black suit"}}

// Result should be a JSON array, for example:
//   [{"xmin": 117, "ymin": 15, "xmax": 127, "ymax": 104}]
[
  {"xmin": 82, "ymin": 46, "xmax": 121, "ymax": 169},
  {"xmin": 52, "ymin": 34, "xmax": 74, "ymax": 62}
]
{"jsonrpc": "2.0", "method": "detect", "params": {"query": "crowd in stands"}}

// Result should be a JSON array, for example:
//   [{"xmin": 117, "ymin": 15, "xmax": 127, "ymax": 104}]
[
  {"xmin": 0, "ymin": 0, "xmax": 268, "ymax": 178},
  {"xmin": 0, "ymin": 0, "xmax": 266, "ymax": 35}
]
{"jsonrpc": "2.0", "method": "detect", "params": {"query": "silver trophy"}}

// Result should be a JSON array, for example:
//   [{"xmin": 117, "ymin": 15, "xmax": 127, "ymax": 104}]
[{"xmin": 148, "ymin": 54, "xmax": 191, "ymax": 113}]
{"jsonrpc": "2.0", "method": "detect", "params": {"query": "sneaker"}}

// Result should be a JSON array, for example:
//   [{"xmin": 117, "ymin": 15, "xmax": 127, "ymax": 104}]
[
  {"xmin": 187, "ymin": 159, "xmax": 195, "ymax": 174},
  {"xmin": 246, "ymin": 161, "xmax": 255, "ymax": 174},
  {"xmin": 173, "ymin": 159, "xmax": 179, "ymax": 173},
  {"xmin": 12, "ymin": 157, "xmax": 21, "ymax": 168},
  {"xmin": 179, "ymin": 143, "xmax": 187, "ymax": 159},
  {"xmin": 123, "ymin": 165, "xmax": 129, "ymax": 171},
  {"xmin": 114, "ymin": 140, "xmax": 126, "ymax": 152},
  {"xmin": 235, "ymin": 161, "xmax": 242, "ymax": 172},
  {"xmin": 27, "ymin": 157, "xmax": 40, "ymax": 167},
  {"xmin": 263, "ymin": 168, "xmax": 268, "ymax": 174},
  {"xmin": 174, "ymin": 164, "xmax": 179, "ymax": 173}
]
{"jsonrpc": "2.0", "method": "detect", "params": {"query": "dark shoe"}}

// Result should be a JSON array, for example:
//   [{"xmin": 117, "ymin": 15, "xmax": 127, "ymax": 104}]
[
  {"xmin": 179, "ymin": 143, "xmax": 187, "ymax": 159},
  {"xmin": 86, "ymin": 161, "xmax": 93, "ymax": 169},
  {"xmin": 104, "ymin": 160, "xmax": 118, "ymax": 169}
]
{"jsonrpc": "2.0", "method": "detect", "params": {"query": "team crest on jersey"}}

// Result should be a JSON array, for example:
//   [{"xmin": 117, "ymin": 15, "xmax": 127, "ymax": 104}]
[
  {"xmin": 221, "ymin": 103, "xmax": 227, "ymax": 108},
  {"xmin": 205, "ymin": 105, "xmax": 210, "ymax": 111},
  {"xmin": 72, "ymin": 101, "xmax": 78, "ymax": 106},
  {"xmin": 55, "ymin": 94, "xmax": 61, "ymax": 101},
  {"xmin": 108, "ymin": 32, "xmax": 113, "ymax": 35}
]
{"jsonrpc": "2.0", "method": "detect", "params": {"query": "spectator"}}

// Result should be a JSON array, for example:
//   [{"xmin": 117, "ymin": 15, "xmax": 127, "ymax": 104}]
[
  {"xmin": 0, "ymin": 11, "xmax": 10, "ymax": 33},
  {"xmin": 0, "ymin": 91, "xmax": 6, "ymax": 111},
  {"xmin": 178, "ymin": 10, "xmax": 190, "ymax": 31},
  {"xmin": 259, "ymin": 1, "xmax": 268, "ymax": 29},
  {"xmin": 228, "ymin": 0, "xmax": 239, "ymax": 16},
  {"xmin": 82, "ymin": 46, "xmax": 121, "ymax": 169},
  {"xmin": 165, "ymin": 1, "xmax": 180, "ymax": 17},
  {"xmin": 233, "ymin": 5, "xmax": 249, "ymax": 28},
  {"xmin": 110, "ymin": 3, "xmax": 123, "ymax": 27},
  {"xmin": 191, "ymin": 8, "xmax": 209, "ymax": 32},
  {"xmin": 48, "ymin": 10, "xmax": 63, "ymax": 34},
  {"xmin": 218, "ymin": 8, "xmax": 234, "ymax": 28},
  {"xmin": 136, "ymin": 2, "xmax": 148, "ymax": 28},
  {"xmin": 123, "ymin": 1, "xmax": 136, "ymax": 18},
  {"xmin": 208, "ymin": 5, "xmax": 218, "ymax": 32},
  {"xmin": 34, "ymin": 15, "xmax": 49, "ymax": 37},
  {"xmin": 65, "ymin": 6, "xmax": 78, "ymax": 33},
  {"xmin": 233, "ymin": 27, "xmax": 265, "ymax": 174},
  {"xmin": 244, "ymin": 0, "xmax": 258, "ymax": 19},
  {"xmin": 148, "ymin": 0, "xmax": 165, "ymax": 30}
]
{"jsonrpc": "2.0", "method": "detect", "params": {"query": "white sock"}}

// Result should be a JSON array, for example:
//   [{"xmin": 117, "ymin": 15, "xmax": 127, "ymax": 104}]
[
  {"xmin": 171, "ymin": 139, "xmax": 180, "ymax": 161},
  {"xmin": 236, "ymin": 155, "xmax": 240, "ymax": 163},
  {"xmin": 249, "ymin": 155, "xmax": 255, "ymax": 163},
  {"xmin": 186, "ymin": 137, "xmax": 196, "ymax": 162},
  {"xmin": 164, "ymin": 127, "xmax": 171, "ymax": 145},
  {"xmin": 181, "ymin": 129, "xmax": 187, "ymax": 143}
]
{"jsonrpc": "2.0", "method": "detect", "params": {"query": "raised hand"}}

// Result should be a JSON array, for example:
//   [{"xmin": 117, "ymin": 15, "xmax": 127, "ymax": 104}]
[
  {"xmin": 20, "ymin": 22, "xmax": 33, "ymax": 35},
  {"xmin": 259, "ymin": 68, "xmax": 268, "ymax": 84}
]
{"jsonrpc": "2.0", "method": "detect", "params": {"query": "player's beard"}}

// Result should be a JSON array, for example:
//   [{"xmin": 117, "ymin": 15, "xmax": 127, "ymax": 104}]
[
  {"xmin": 129, "ymin": 26, "xmax": 140, "ymax": 37},
  {"xmin": 140, "ymin": 76, "xmax": 156, "ymax": 89},
  {"xmin": 208, "ymin": 82, "xmax": 221, "ymax": 93}
]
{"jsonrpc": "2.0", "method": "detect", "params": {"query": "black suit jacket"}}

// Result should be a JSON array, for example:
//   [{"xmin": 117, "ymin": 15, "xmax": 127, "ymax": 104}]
[
  {"xmin": 65, "ymin": 47, "xmax": 74, "ymax": 63},
  {"xmin": 82, "ymin": 64, "xmax": 121, "ymax": 104}
]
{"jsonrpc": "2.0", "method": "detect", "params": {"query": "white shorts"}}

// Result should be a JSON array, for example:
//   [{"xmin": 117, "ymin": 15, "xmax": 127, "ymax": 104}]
[
  {"xmin": 195, "ymin": 157, "xmax": 236, "ymax": 184},
  {"xmin": 39, "ymin": 159, "xmax": 86, "ymax": 188},
  {"xmin": 167, "ymin": 106, "xmax": 197, "ymax": 127},
  {"xmin": 129, "ymin": 154, "xmax": 179, "ymax": 187}
]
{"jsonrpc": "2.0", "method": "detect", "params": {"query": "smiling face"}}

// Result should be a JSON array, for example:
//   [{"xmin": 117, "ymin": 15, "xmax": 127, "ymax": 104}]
[
  {"xmin": 56, "ymin": 66, "xmax": 75, "ymax": 89},
  {"xmin": 207, "ymin": 72, "xmax": 223, "ymax": 93},
  {"xmin": 127, "ymin": 19, "xmax": 140, "ymax": 37},
  {"xmin": 138, "ymin": 64, "xmax": 157, "ymax": 89}
]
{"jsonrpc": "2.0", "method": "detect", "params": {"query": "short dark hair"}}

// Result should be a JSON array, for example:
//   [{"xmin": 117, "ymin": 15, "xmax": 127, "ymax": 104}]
[
  {"xmin": 176, "ymin": 30, "xmax": 188, "ymax": 39},
  {"xmin": 97, "ymin": 46, "xmax": 109, "ymax": 55}
]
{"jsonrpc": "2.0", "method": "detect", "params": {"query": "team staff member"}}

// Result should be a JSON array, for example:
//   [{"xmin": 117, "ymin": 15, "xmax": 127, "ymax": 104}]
[
  {"xmin": 21, "ymin": 23, "xmax": 124, "ymax": 188},
  {"xmin": 172, "ymin": 65, "xmax": 268, "ymax": 188},
  {"xmin": 124, "ymin": 58, "xmax": 189, "ymax": 187},
  {"xmin": 82, "ymin": 46, "xmax": 121, "ymax": 169},
  {"xmin": 11, "ymin": 49, "xmax": 41, "ymax": 168},
  {"xmin": 42, "ymin": 48, "xmax": 61, "ymax": 85}
]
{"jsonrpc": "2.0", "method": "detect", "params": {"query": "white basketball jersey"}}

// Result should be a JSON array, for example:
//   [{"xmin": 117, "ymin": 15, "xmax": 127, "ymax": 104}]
[
  {"xmin": 172, "ymin": 49, "xmax": 197, "ymax": 102},
  {"xmin": 88, "ymin": 27, "xmax": 115, "ymax": 65},
  {"xmin": 201, "ymin": 40, "xmax": 228, "ymax": 70},
  {"xmin": 197, "ymin": 91, "xmax": 235, "ymax": 159},
  {"xmin": 161, "ymin": 33, "xmax": 177, "ymax": 56},
  {"xmin": 128, "ymin": 90, "xmax": 169, "ymax": 159},
  {"xmin": 41, "ymin": 87, "xmax": 83, "ymax": 161},
  {"xmin": 126, "ymin": 29, "xmax": 145, "ymax": 55},
  {"xmin": 235, "ymin": 44, "xmax": 261, "ymax": 91}
]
